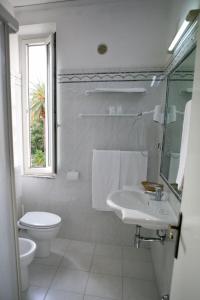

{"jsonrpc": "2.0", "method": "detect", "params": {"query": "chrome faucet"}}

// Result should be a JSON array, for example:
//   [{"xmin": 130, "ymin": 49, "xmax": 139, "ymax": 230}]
[
  {"xmin": 155, "ymin": 186, "xmax": 162, "ymax": 201},
  {"xmin": 145, "ymin": 186, "xmax": 162, "ymax": 201}
]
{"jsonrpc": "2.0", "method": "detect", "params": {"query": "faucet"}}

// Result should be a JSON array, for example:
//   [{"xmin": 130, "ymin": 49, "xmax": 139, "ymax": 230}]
[
  {"xmin": 155, "ymin": 186, "xmax": 162, "ymax": 201},
  {"xmin": 145, "ymin": 186, "xmax": 162, "ymax": 201}
]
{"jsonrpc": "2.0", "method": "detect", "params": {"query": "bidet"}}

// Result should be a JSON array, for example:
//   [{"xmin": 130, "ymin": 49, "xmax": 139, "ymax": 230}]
[{"xmin": 19, "ymin": 237, "xmax": 36, "ymax": 291}]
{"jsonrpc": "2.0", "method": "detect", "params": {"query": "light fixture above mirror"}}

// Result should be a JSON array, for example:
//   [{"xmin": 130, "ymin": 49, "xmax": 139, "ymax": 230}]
[{"xmin": 168, "ymin": 9, "xmax": 200, "ymax": 53}]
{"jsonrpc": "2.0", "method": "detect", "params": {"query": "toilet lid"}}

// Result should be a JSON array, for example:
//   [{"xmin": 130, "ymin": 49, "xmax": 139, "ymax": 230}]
[{"xmin": 19, "ymin": 212, "xmax": 61, "ymax": 228}]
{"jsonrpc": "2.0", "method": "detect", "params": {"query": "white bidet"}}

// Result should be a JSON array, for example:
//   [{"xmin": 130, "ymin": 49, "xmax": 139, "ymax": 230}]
[{"xmin": 19, "ymin": 237, "xmax": 36, "ymax": 291}]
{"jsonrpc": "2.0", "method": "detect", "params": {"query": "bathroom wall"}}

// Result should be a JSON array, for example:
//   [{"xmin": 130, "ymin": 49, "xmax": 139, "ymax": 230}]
[
  {"xmin": 10, "ymin": 33, "xmax": 23, "ymax": 218},
  {"xmin": 15, "ymin": 0, "xmax": 170, "ymax": 70},
  {"xmin": 0, "ymin": 20, "xmax": 19, "ymax": 300},
  {"xmin": 10, "ymin": 0, "xmax": 171, "ymax": 245},
  {"xmin": 20, "ymin": 78, "xmax": 164, "ymax": 245},
  {"xmin": 10, "ymin": 0, "xmax": 199, "ymax": 296}
]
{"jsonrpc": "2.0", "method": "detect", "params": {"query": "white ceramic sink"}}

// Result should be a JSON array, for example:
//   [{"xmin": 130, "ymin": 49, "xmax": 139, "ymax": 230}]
[{"xmin": 107, "ymin": 189, "xmax": 178, "ymax": 230}]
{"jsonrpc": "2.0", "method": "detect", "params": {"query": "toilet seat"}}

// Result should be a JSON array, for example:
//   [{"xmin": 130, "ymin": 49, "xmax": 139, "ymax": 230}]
[{"xmin": 19, "ymin": 212, "xmax": 61, "ymax": 229}]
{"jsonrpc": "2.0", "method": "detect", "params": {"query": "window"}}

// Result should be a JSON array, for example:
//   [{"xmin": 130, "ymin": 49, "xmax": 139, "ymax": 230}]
[{"xmin": 21, "ymin": 35, "xmax": 56, "ymax": 176}]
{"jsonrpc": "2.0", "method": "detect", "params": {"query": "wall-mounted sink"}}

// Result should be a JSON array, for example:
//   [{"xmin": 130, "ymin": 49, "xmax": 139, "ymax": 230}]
[{"xmin": 107, "ymin": 189, "xmax": 178, "ymax": 230}]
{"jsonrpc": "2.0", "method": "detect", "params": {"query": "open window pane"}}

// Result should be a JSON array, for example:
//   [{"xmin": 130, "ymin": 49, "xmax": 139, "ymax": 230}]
[
  {"xmin": 28, "ymin": 44, "xmax": 47, "ymax": 168},
  {"xmin": 22, "ymin": 35, "xmax": 56, "ymax": 176}
]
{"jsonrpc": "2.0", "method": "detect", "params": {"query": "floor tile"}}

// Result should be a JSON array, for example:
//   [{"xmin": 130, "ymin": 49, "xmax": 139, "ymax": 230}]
[
  {"xmin": 123, "ymin": 247, "xmax": 151, "ymax": 262},
  {"xmin": 22, "ymin": 286, "xmax": 47, "ymax": 300},
  {"xmin": 34, "ymin": 252, "xmax": 63, "ymax": 267},
  {"xmin": 91, "ymin": 255, "xmax": 122, "ymax": 276},
  {"xmin": 45, "ymin": 289, "xmax": 84, "ymax": 300},
  {"xmin": 62, "ymin": 251, "xmax": 93, "ymax": 271},
  {"xmin": 25, "ymin": 241, "xmax": 159, "ymax": 300},
  {"xmin": 51, "ymin": 267, "xmax": 89, "ymax": 294},
  {"xmin": 29, "ymin": 264, "xmax": 57, "ymax": 288},
  {"xmin": 123, "ymin": 277, "xmax": 159, "ymax": 300},
  {"xmin": 94, "ymin": 244, "xmax": 122, "ymax": 259},
  {"xmin": 85, "ymin": 273, "xmax": 122, "ymax": 300},
  {"xmin": 51, "ymin": 238, "xmax": 71, "ymax": 255},
  {"xmin": 68, "ymin": 240, "xmax": 95, "ymax": 255},
  {"xmin": 122, "ymin": 260, "xmax": 155, "ymax": 281}
]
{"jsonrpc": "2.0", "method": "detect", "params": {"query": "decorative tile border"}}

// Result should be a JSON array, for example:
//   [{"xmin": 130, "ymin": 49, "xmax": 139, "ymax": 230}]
[
  {"xmin": 170, "ymin": 71, "xmax": 194, "ymax": 81},
  {"xmin": 58, "ymin": 21, "xmax": 198, "ymax": 84},
  {"xmin": 58, "ymin": 69, "xmax": 194, "ymax": 84},
  {"xmin": 57, "ymin": 70, "xmax": 165, "ymax": 83},
  {"xmin": 11, "ymin": 20, "xmax": 197, "ymax": 86}
]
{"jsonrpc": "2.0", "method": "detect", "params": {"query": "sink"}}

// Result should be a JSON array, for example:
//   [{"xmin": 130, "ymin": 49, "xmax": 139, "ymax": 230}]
[{"xmin": 106, "ymin": 189, "xmax": 178, "ymax": 230}]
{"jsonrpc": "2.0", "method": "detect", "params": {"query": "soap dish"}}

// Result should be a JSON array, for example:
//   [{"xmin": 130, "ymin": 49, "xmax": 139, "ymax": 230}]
[{"xmin": 141, "ymin": 181, "xmax": 163, "ymax": 192}]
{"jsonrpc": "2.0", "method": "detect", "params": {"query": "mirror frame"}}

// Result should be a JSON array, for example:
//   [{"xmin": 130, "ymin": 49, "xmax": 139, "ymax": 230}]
[{"xmin": 160, "ymin": 20, "xmax": 198, "ymax": 201}]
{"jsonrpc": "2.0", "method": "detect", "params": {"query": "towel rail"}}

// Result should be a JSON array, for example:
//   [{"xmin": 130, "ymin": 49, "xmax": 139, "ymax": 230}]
[{"xmin": 78, "ymin": 110, "xmax": 154, "ymax": 118}]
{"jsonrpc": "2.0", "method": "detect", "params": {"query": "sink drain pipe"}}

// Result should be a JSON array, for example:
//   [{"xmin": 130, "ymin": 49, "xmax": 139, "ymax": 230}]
[{"xmin": 134, "ymin": 225, "xmax": 167, "ymax": 248}]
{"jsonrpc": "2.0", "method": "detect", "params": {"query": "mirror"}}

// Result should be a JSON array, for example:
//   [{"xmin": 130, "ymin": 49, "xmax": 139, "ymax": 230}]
[{"xmin": 160, "ymin": 47, "xmax": 196, "ymax": 200}]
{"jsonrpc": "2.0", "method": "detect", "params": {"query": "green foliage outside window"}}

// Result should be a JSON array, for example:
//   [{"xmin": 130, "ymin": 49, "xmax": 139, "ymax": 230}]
[{"xmin": 30, "ymin": 82, "xmax": 46, "ymax": 167}]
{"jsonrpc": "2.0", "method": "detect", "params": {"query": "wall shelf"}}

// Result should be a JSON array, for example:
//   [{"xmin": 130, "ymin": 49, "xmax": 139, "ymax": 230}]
[
  {"xmin": 79, "ymin": 113, "xmax": 143, "ymax": 118},
  {"xmin": 85, "ymin": 88, "xmax": 146, "ymax": 95}
]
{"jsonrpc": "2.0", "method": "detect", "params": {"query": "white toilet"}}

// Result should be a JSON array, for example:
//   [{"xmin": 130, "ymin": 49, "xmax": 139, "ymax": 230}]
[
  {"xmin": 19, "ymin": 237, "xmax": 36, "ymax": 291},
  {"xmin": 18, "ymin": 212, "xmax": 61, "ymax": 258}
]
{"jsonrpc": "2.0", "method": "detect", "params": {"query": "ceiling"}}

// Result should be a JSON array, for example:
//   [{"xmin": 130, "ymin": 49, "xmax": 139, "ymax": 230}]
[
  {"xmin": 10, "ymin": 0, "xmax": 76, "ymax": 7},
  {"xmin": 10, "ymin": 0, "xmax": 122, "ymax": 8}
]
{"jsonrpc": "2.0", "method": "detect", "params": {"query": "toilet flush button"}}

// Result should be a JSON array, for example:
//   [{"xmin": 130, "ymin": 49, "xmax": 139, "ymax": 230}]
[{"xmin": 66, "ymin": 171, "xmax": 80, "ymax": 181}]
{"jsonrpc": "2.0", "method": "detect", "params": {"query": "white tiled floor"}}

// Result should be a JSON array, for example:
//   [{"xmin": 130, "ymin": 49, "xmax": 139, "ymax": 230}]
[{"xmin": 22, "ymin": 238, "xmax": 159, "ymax": 300}]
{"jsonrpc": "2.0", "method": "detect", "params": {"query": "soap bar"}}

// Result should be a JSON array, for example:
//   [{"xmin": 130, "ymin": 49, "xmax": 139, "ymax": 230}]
[
  {"xmin": 141, "ymin": 181, "xmax": 163, "ymax": 192},
  {"xmin": 66, "ymin": 171, "xmax": 79, "ymax": 181}
]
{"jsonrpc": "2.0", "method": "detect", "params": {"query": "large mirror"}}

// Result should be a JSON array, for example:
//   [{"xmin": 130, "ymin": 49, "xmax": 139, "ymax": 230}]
[{"xmin": 160, "ymin": 47, "xmax": 196, "ymax": 200}]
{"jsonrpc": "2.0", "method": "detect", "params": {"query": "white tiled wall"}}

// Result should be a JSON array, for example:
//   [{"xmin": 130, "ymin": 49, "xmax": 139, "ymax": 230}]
[
  {"xmin": 12, "ymin": 0, "xmax": 169, "ymax": 245},
  {"xmin": 20, "ymin": 80, "xmax": 164, "ymax": 245}
]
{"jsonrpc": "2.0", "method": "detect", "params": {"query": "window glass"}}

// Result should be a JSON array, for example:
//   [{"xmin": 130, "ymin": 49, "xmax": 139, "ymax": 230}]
[{"xmin": 28, "ymin": 44, "xmax": 47, "ymax": 168}]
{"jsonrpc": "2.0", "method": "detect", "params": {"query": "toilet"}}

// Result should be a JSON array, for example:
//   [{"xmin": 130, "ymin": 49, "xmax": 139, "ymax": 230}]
[
  {"xmin": 19, "ymin": 237, "xmax": 36, "ymax": 291},
  {"xmin": 18, "ymin": 212, "xmax": 61, "ymax": 258}
]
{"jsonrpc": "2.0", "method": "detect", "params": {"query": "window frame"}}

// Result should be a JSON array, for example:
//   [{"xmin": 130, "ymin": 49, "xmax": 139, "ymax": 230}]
[{"xmin": 21, "ymin": 34, "xmax": 56, "ymax": 177}]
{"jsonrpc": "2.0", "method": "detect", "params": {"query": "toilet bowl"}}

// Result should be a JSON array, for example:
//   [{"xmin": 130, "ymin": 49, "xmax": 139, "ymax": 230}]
[
  {"xmin": 18, "ymin": 212, "xmax": 61, "ymax": 258},
  {"xmin": 19, "ymin": 237, "xmax": 36, "ymax": 291}
]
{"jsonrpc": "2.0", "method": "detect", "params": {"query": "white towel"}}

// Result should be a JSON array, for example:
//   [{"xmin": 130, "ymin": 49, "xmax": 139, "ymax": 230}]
[
  {"xmin": 119, "ymin": 151, "xmax": 148, "ymax": 188},
  {"xmin": 168, "ymin": 153, "xmax": 180, "ymax": 183},
  {"xmin": 92, "ymin": 150, "xmax": 120, "ymax": 211},
  {"xmin": 92, "ymin": 150, "xmax": 148, "ymax": 211},
  {"xmin": 176, "ymin": 100, "xmax": 192, "ymax": 190}
]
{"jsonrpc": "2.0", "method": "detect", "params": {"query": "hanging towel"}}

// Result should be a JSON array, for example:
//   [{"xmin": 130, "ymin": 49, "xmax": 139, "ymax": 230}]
[
  {"xmin": 92, "ymin": 150, "xmax": 120, "ymax": 211},
  {"xmin": 176, "ymin": 100, "xmax": 192, "ymax": 190},
  {"xmin": 168, "ymin": 153, "xmax": 180, "ymax": 183},
  {"xmin": 119, "ymin": 151, "xmax": 148, "ymax": 188}
]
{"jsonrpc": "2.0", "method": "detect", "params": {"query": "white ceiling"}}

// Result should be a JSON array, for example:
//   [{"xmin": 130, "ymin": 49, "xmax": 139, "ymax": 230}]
[
  {"xmin": 10, "ymin": 0, "xmax": 76, "ymax": 7},
  {"xmin": 10, "ymin": 0, "xmax": 123, "ymax": 8}
]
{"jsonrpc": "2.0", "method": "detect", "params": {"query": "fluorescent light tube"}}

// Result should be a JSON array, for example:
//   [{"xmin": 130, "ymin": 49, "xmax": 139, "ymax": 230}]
[
  {"xmin": 150, "ymin": 75, "xmax": 157, "ymax": 87},
  {"xmin": 168, "ymin": 20, "xmax": 190, "ymax": 52}
]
